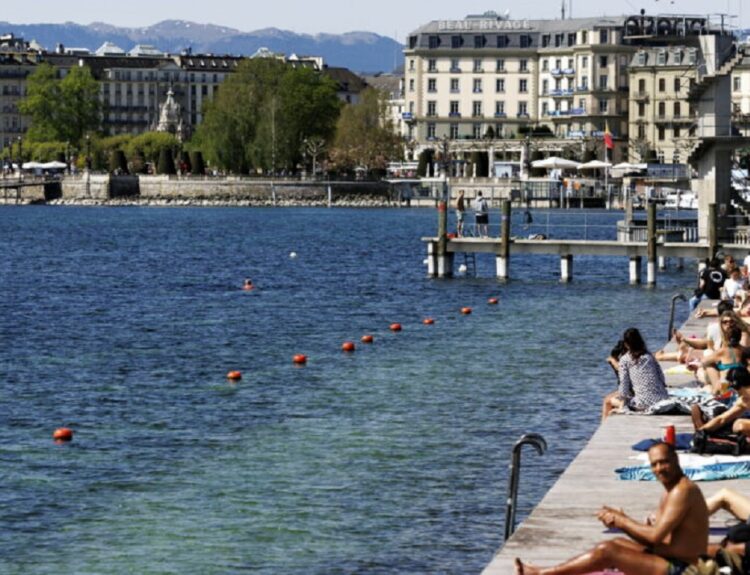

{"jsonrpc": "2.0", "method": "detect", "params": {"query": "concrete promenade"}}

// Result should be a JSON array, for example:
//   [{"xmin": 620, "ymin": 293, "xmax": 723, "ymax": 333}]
[{"xmin": 481, "ymin": 306, "xmax": 746, "ymax": 574}]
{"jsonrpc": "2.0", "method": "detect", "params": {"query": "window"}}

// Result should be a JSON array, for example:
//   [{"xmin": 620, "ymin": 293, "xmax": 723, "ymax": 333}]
[
  {"xmin": 581, "ymin": 31, "xmax": 588, "ymax": 44},
  {"xmin": 428, "ymin": 59, "xmax": 437, "ymax": 72},
  {"xmin": 473, "ymin": 79, "xmax": 483, "ymax": 93},
  {"xmin": 567, "ymin": 58, "xmax": 574, "ymax": 70},
  {"xmin": 599, "ymin": 29, "xmax": 608, "ymax": 44},
  {"xmin": 427, "ymin": 78, "xmax": 437, "ymax": 92},
  {"xmin": 542, "ymin": 79, "xmax": 549, "ymax": 95},
  {"xmin": 520, "ymin": 35, "xmax": 532, "ymax": 48},
  {"xmin": 519, "ymin": 79, "xmax": 528, "ymax": 93},
  {"xmin": 542, "ymin": 35, "xmax": 550, "ymax": 47},
  {"xmin": 427, "ymin": 123, "xmax": 436, "ymax": 138},
  {"xmin": 450, "ymin": 100, "xmax": 460, "ymax": 116},
  {"xmin": 450, "ymin": 124, "xmax": 459, "ymax": 138},
  {"xmin": 555, "ymin": 59, "xmax": 562, "ymax": 71},
  {"xmin": 598, "ymin": 99, "xmax": 608, "ymax": 113},
  {"xmin": 674, "ymin": 102, "xmax": 681, "ymax": 117},
  {"xmin": 658, "ymin": 102, "xmax": 665, "ymax": 117},
  {"xmin": 674, "ymin": 77, "xmax": 681, "ymax": 93},
  {"xmin": 427, "ymin": 101, "xmax": 437, "ymax": 116},
  {"xmin": 473, "ymin": 101, "xmax": 483, "ymax": 117},
  {"xmin": 673, "ymin": 126, "xmax": 681, "ymax": 138},
  {"xmin": 518, "ymin": 101, "xmax": 528, "ymax": 116},
  {"xmin": 598, "ymin": 75, "xmax": 608, "ymax": 89},
  {"xmin": 495, "ymin": 101, "xmax": 505, "ymax": 116},
  {"xmin": 451, "ymin": 35, "xmax": 462, "ymax": 48},
  {"xmin": 657, "ymin": 50, "xmax": 666, "ymax": 65},
  {"xmin": 638, "ymin": 102, "xmax": 645, "ymax": 116},
  {"xmin": 542, "ymin": 59, "xmax": 548, "ymax": 71},
  {"xmin": 735, "ymin": 77, "xmax": 742, "ymax": 92},
  {"xmin": 473, "ymin": 58, "xmax": 483, "ymax": 72},
  {"xmin": 473, "ymin": 123, "xmax": 482, "ymax": 139},
  {"xmin": 542, "ymin": 102, "xmax": 549, "ymax": 115},
  {"xmin": 450, "ymin": 59, "xmax": 460, "ymax": 72},
  {"xmin": 554, "ymin": 34, "xmax": 562, "ymax": 47},
  {"xmin": 658, "ymin": 78, "xmax": 665, "ymax": 92},
  {"xmin": 409, "ymin": 102, "xmax": 414, "ymax": 113},
  {"xmin": 495, "ymin": 78, "xmax": 505, "ymax": 92},
  {"xmin": 474, "ymin": 35, "xmax": 485, "ymax": 48},
  {"xmin": 599, "ymin": 55, "xmax": 608, "ymax": 68},
  {"xmin": 428, "ymin": 36, "xmax": 439, "ymax": 49},
  {"xmin": 582, "ymin": 56, "xmax": 588, "ymax": 69},
  {"xmin": 519, "ymin": 59, "xmax": 528, "ymax": 72},
  {"xmin": 450, "ymin": 78, "xmax": 460, "ymax": 93},
  {"xmin": 497, "ymin": 35, "xmax": 509, "ymax": 48},
  {"xmin": 496, "ymin": 58, "xmax": 505, "ymax": 72},
  {"xmin": 638, "ymin": 78, "xmax": 646, "ymax": 93},
  {"xmin": 658, "ymin": 126, "xmax": 665, "ymax": 141},
  {"xmin": 568, "ymin": 33, "xmax": 576, "ymax": 46},
  {"xmin": 580, "ymin": 76, "xmax": 588, "ymax": 89},
  {"xmin": 409, "ymin": 59, "xmax": 415, "ymax": 71}
]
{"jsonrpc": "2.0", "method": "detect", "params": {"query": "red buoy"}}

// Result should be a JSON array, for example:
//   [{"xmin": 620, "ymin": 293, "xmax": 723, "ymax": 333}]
[
  {"xmin": 361, "ymin": 334, "xmax": 374, "ymax": 344},
  {"xmin": 389, "ymin": 323, "xmax": 402, "ymax": 332},
  {"xmin": 53, "ymin": 427, "xmax": 73, "ymax": 442},
  {"xmin": 423, "ymin": 318, "xmax": 435, "ymax": 325},
  {"xmin": 342, "ymin": 341, "xmax": 356, "ymax": 352},
  {"xmin": 461, "ymin": 307, "xmax": 472, "ymax": 315},
  {"xmin": 293, "ymin": 354, "xmax": 308, "ymax": 365},
  {"xmin": 226, "ymin": 370, "xmax": 242, "ymax": 381},
  {"xmin": 488, "ymin": 297, "xmax": 499, "ymax": 305}
]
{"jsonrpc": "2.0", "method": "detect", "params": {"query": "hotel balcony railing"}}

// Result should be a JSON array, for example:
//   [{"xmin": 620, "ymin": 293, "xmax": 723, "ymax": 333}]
[
  {"xmin": 494, "ymin": 112, "xmax": 507, "ymax": 118},
  {"xmin": 562, "ymin": 68, "xmax": 575, "ymax": 75},
  {"xmin": 449, "ymin": 112, "xmax": 462, "ymax": 118},
  {"xmin": 633, "ymin": 91, "xmax": 650, "ymax": 101},
  {"xmin": 576, "ymin": 85, "xmax": 589, "ymax": 92}
]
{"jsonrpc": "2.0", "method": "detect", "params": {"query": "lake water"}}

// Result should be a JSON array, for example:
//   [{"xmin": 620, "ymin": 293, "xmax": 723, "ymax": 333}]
[{"xmin": 0, "ymin": 206, "xmax": 696, "ymax": 574}]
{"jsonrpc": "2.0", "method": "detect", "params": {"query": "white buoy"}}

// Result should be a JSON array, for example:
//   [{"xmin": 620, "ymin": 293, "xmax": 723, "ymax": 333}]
[
  {"xmin": 458, "ymin": 264, "xmax": 468, "ymax": 274},
  {"xmin": 289, "ymin": 251, "xmax": 297, "ymax": 259}
]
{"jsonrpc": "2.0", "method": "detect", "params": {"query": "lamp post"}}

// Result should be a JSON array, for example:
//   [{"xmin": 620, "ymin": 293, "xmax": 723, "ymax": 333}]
[{"xmin": 17, "ymin": 135, "xmax": 22, "ymax": 182}]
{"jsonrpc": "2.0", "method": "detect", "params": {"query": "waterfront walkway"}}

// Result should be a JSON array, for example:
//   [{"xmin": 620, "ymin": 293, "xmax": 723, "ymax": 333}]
[{"xmin": 481, "ymin": 306, "xmax": 746, "ymax": 573}]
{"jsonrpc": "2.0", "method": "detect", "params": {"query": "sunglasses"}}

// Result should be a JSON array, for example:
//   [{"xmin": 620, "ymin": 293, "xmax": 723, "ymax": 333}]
[{"xmin": 722, "ymin": 320, "xmax": 734, "ymax": 324}]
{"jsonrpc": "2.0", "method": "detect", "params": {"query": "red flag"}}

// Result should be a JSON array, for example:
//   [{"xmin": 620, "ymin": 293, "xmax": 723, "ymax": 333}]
[{"xmin": 604, "ymin": 122, "xmax": 614, "ymax": 150}]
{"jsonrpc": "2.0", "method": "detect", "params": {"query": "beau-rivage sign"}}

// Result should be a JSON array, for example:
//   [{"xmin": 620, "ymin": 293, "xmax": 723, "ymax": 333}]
[{"xmin": 437, "ymin": 19, "xmax": 533, "ymax": 31}]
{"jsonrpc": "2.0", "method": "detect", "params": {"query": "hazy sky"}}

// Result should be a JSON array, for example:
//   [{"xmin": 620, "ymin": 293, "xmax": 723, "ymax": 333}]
[{"xmin": 2, "ymin": 0, "xmax": 747, "ymax": 38}]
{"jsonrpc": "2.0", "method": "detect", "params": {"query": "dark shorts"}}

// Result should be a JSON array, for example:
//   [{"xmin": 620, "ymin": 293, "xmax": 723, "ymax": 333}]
[
  {"xmin": 667, "ymin": 558, "xmax": 690, "ymax": 575},
  {"xmin": 475, "ymin": 214, "xmax": 488, "ymax": 224}
]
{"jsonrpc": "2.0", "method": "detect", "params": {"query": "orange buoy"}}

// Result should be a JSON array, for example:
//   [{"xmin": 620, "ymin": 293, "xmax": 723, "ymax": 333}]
[
  {"xmin": 361, "ymin": 334, "xmax": 374, "ymax": 344},
  {"xmin": 293, "ymin": 354, "xmax": 308, "ymax": 365},
  {"xmin": 226, "ymin": 370, "xmax": 242, "ymax": 381},
  {"xmin": 342, "ymin": 341, "xmax": 356, "ymax": 352},
  {"xmin": 488, "ymin": 297, "xmax": 499, "ymax": 305},
  {"xmin": 461, "ymin": 307, "xmax": 472, "ymax": 315},
  {"xmin": 446, "ymin": 233, "xmax": 456, "ymax": 239},
  {"xmin": 389, "ymin": 323, "xmax": 402, "ymax": 332},
  {"xmin": 53, "ymin": 427, "xmax": 73, "ymax": 442},
  {"xmin": 423, "ymin": 318, "xmax": 435, "ymax": 325}
]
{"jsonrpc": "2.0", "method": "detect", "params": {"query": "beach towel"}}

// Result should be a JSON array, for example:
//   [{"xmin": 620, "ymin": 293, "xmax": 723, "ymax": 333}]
[
  {"xmin": 631, "ymin": 433, "xmax": 694, "ymax": 451},
  {"xmin": 642, "ymin": 396, "xmax": 728, "ymax": 419},
  {"xmin": 616, "ymin": 461, "xmax": 750, "ymax": 481}
]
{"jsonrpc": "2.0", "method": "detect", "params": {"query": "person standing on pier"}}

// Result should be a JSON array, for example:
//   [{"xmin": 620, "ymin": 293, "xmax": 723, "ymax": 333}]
[
  {"xmin": 690, "ymin": 258, "xmax": 726, "ymax": 311},
  {"xmin": 455, "ymin": 190, "xmax": 466, "ymax": 237},
  {"xmin": 474, "ymin": 191, "xmax": 489, "ymax": 237},
  {"xmin": 515, "ymin": 442, "xmax": 709, "ymax": 575}
]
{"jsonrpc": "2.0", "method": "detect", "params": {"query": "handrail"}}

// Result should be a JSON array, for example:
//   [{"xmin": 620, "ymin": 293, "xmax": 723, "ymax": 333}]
[
  {"xmin": 668, "ymin": 293, "xmax": 688, "ymax": 341},
  {"xmin": 504, "ymin": 433, "xmax": 548, "ymax": 541}
]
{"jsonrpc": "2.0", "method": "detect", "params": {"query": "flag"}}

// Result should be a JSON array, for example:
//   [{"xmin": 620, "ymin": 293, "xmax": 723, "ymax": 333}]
[{"xmin": 604, "ymin": 122, "xmax": 614, "ymax": 150}]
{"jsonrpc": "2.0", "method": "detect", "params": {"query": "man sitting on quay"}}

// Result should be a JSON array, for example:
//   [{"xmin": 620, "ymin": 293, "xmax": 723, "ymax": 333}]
[{"xmin": 515, "ymin": 442, "xmax": 708, "ymax": 575}]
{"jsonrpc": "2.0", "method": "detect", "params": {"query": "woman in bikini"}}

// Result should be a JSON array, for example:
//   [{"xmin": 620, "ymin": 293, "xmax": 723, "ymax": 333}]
[
  {"xmin": 701, "ymin": 325, "xmax": 745, "ymax": 395},
  {"xmin": 695, "ymin": 366, "xmax": 750, "ymax": 438}
]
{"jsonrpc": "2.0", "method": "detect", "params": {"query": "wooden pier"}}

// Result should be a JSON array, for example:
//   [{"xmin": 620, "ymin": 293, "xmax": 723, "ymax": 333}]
[
  {"xmin": 425, "ymin": 201, "xmax": 750, "ymax": 283},
  {"xmin": 481, "ymin": 308, "xmax": 744, "ymax": 574}
]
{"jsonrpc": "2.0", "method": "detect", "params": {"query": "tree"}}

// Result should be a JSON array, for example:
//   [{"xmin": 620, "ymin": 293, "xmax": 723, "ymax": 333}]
[
  {"xmin": 329, "ymin": 88, "xmax": 403, "ymax": 175},
  {"xmin": 157, "ymin": 148, "xmax": 176, "ymax": 175},
  {"xmin": 193, "ymin": 59, "xmax": 340, "ymax": 174},
  {"xmin": 417, "ymin": 149, "xmax": 434, "ymax": 177},
  {"xmin": 18, "ymin": 63, "xmax": 101, "ymax": 147},
  {"xmin": 126, "ymin": 132, "xmax": 181, "ymax": 170}
]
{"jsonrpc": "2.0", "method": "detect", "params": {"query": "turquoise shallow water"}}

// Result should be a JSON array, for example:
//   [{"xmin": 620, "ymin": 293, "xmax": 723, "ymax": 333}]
[{"xmin": 0, "ymin": 206, "xmax": 694, "ymax": 574}]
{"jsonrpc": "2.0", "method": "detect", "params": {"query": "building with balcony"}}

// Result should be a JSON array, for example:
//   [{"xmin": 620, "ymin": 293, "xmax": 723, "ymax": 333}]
[{"xmin": 0, "ymin": 34, "xmax": 37, "ymax": 152}]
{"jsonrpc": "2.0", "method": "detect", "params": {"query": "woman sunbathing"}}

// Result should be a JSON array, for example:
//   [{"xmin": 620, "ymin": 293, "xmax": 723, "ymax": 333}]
[
  {"xmin": 601, "ymin": 328, "xmax": 668, "ymax": 420},
  {"xmin": 695, "ymin": 366, "xmax": 750, "ymax": 438},
  {"xmin": 701, "ymin": 326, "xmax": 745, "ymax": 394}
]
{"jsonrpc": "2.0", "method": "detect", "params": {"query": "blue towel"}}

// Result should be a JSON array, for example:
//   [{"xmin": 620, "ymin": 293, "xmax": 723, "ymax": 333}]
[
  {"xmin": 616, "ymin": 461, "xmax": 750, "ymax": 481},
  {"xmin": 631, "ymin": 433, "xmax": 694, "ymax": 452}
]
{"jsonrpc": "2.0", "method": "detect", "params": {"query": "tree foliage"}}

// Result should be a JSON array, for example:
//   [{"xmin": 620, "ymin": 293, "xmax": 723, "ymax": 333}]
[
  {"xmin": 125, "ymin": 132, "xmax": 181, "ymax": 166},
  {"xmin": 329, "ymin": 88, "xmax": 403, "ymax": 174},
  {"xmin": 18, "ymin": 63, "xmax": 101, "ymax": 146},
  {"xmin": 193, "ymin": 59, "xmax": 340, "ymax": 174}
]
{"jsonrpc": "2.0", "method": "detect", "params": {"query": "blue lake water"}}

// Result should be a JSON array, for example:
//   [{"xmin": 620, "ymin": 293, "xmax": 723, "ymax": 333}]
[{"xmin": 0, "ymin": 206, "xmax": 696, "ymax": 574}]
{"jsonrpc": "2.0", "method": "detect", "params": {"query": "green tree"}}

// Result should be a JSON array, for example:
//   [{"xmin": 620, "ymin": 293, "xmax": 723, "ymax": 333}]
[
  {"xmin": 330, "ymin": 88, "xmax": 403, "ymax": 175},
  {"xmin": 193, "ymin": 58, "xmax": 340, "ymax": 174},
  {"xmin": 126, "ymin": 132, "xmax": 181, "ymax": 169},
  {"xmin": 19, "ymin": 63, "xmax": 101, "ymax": 146}
]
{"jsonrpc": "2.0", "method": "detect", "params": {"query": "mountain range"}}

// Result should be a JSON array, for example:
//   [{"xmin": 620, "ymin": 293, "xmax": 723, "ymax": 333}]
[{"xmin": 0, "ymin": 20, "xmax": 404, "ymax": 73}]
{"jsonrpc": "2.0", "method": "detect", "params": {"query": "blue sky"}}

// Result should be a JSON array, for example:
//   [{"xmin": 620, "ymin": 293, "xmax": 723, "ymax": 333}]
[{"xmin": 1, "ymin": 1, "xmax": 746, "ymax": 38}]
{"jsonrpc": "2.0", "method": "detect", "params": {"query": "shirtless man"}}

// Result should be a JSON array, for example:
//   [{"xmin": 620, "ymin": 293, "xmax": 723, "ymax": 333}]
[{"xmin": 515, "ymin": 442, "xmax": 708, "ymax": 575}]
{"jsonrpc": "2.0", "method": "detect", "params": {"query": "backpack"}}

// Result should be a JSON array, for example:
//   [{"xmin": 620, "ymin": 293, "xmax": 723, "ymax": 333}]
[{"xmin": 691, "ymin": 430, "xmax": 750, "ymax": 456}]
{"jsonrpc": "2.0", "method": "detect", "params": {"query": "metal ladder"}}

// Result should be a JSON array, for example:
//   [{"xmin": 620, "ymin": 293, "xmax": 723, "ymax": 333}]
[{"xmin": 463, "ymin": 252, "xmax": 477, "ymax": 277}]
